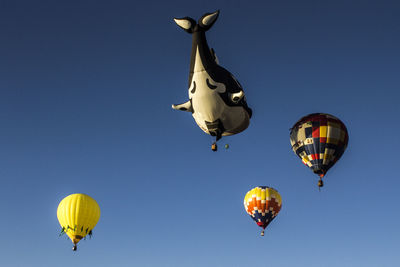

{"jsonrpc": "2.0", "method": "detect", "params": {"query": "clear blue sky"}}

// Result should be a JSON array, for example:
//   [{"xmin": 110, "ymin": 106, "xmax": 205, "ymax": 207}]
[{"xmin": 1, "ymin": 1, "xmax": 399, "ymax": 266}]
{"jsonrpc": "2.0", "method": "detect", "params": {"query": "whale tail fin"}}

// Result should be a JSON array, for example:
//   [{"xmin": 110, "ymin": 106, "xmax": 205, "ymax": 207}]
[
  {"xmin": 174, "ymin": 17, "xmax": 196, "ymax": 33},
  {"xmin": 174, "ymin": 10, "xmax": 219, "ymax": 34},
  {"xmin": 198, "ymin": 10, "xmax": 219, "ymax": 31}
]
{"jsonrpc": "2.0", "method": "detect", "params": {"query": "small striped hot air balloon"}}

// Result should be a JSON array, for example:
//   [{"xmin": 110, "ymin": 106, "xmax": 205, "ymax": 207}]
[
  {"xmin": 57, "ymin": 193, "xmax": 101, "ymax": 251},
  {"xmin": 290, "ymin": 113, "xmax": 349, "ymax": 188},
  {"xmin": 244, "ymin": 186, "xmax": 282, "ymax": 236}
]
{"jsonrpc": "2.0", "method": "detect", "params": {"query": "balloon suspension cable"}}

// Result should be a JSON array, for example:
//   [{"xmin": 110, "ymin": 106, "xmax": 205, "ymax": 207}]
[
  {"xmin": 72, "ymin": 244, "xmax": 77, "ymax": 251},
  {"xmin": 260, "ymin": 230, "xmax": 265, "ymax": 236},
  {"xmin": 59, "ymin": 227, "xmax": 66, "ymax": 237}
]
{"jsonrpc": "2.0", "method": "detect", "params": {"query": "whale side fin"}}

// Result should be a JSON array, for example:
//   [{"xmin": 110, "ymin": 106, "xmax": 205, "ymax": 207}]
[{"xmin": 172, "ymin": 100, "xmax": 193, "ymax": 112}]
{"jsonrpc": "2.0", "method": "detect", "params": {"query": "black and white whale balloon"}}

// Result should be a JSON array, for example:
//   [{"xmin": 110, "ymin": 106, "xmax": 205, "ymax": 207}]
[{"xmin": 172, "ymin": 10, "xmax": 252, "ymax": 151}]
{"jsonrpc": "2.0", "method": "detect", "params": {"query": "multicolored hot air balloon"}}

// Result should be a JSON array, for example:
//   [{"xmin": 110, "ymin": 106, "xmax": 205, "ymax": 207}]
[
  {"xmin": 244, "ymin": 186, "xmax": 282, "ymax": 236},
  {"xmin": 290, "ymin": 113, "xmax": 349, "ymax": 188},
  {"xmin": 57, "ymin": 193, "xmax": 101, "ymax": 251}
]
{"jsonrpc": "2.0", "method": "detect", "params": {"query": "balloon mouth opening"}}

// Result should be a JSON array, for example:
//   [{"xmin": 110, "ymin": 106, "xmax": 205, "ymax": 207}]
[
  {"xmin": 313, "ymin": 169, "xmax": 326, "ymax": 178},
  {"xmin": 256, "ymin": 222, "xmax": 267, "ymax": 229},
  {"xmin": 71, "ymin": 235, "xmax": 83, "ymax": 244}
]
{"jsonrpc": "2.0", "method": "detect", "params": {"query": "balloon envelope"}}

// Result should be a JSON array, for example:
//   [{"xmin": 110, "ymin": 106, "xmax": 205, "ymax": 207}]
[
  {"xmin": 244, "ymin": 186, "xmax": 282, "ymax": 231},
  {"xmin": 57, "ymin": 193, "xmax": 101, "ymax": 246},
  {"xmin": 172, "ymin": 11, "xmax": 252, "ymax": 144},
  {"xmin": 290, "ymin": 113, "xmax": 349, "ymax": 179}
]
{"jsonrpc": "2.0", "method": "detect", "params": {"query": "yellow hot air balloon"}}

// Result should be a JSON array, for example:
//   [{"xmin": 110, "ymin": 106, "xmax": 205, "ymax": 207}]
[{"xmin": 57, "ymin": 193, "xmax": 101, "ymax": 251}]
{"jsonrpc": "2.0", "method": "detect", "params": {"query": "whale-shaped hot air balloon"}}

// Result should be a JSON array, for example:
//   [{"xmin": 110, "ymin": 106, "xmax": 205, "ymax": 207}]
[
  {"xmin": 172, "ymin": 10, "xmax": 252, "ymax": 151},
  {"xmin": 290, "ymin": 113, "xmax": 349, "ymax": 188},
  {"xmin": 57, "ymin": 193, "xmax": 101, "ymax": 251},
  {"xmin": 244, "ymin": 186, "xmax": 282, "ymax": 236}
]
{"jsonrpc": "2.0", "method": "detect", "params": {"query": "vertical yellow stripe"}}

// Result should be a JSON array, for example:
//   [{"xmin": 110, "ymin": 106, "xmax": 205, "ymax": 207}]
[{"xmin": 320, "ymin": 126, "xmax": 327, "ymax": 138}]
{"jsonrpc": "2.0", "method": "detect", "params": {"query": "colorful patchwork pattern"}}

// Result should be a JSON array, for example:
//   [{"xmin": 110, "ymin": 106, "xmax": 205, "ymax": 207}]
[
  {"xmin": 290, "ymin": 113, "xmax": 349, "ymax": 178},
  {"xmin": 244, "ymin": 186, "xmax": 282, "ymax": 229}
]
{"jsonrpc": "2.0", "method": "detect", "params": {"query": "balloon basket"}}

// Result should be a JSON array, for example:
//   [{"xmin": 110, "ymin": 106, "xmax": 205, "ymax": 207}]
[{"xmin": 211, "ymin": 143, "xmax": 217, "ymax": 151}]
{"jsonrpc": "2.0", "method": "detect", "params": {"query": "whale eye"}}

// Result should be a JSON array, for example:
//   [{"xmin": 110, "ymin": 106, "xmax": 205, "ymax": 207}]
[
  {"xmin": 190, "ymin": 81, "xmax": 196, "ymax": 94},
  {"xmin": 206, "ymin": 78, "xmax": 217, "ymax": 90}
]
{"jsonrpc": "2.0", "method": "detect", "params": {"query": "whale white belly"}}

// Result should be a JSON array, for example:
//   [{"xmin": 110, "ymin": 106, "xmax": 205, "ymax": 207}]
[{"xmin": 192, "ymin": 93, "xmax": 250, "ymax": 136}]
